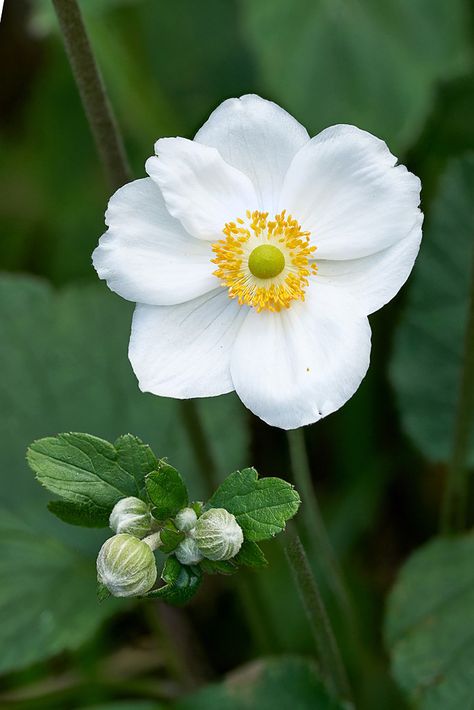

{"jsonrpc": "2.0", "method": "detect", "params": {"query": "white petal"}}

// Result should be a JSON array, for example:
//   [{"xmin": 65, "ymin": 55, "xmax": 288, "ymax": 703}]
[
  {"xmin": 93, "ymin": 178, "xmax": 217, "ymax": 306},
  {"xmin": 230, "ymin": 282, "xmax": 371, "ymax": 429},
  {"xmin": 279, "ymin": 125, "xmax": 421, "ymax": 259},
  {"xmin": 146, "ymin": 138, "xmax": 258, "ymax": 240},
  {"xmin": 129, "ymin": 289, "xmax": 248, "ymax": 398},
  {"xmin": 195, "ymin": 94, "xmax": 309, "ymax": 213},
  {"xmin": 316, "ymin": 216, "xmax": 423, "ymax": 315}
]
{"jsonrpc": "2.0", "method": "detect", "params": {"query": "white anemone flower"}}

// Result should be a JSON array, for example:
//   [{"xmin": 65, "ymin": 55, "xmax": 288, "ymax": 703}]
[{"xmin": 93, "ymin": 95, "xmax": 422, "ymax": 430}]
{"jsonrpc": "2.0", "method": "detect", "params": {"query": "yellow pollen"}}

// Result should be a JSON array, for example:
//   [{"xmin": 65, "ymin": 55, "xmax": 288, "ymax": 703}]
[{"xmin": 211, "ymin": 210, "xmax": 317, "ymax": 313}]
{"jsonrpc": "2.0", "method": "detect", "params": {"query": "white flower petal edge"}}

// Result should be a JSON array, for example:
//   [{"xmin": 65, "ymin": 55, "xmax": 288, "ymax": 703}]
[
  {"xmin": 129, "ymin": 289, "xmax": 249, "ymax": 399},
  {"xmin": 279, "ymin": 124, "xmax": 421, "ymax": 260},
  {"xmin": 146, "ymin": 137, "xmax": 258, "ymax": 241},
  {"xmin": 230, "ymin": 281, "xmax": 371, "ymax": 429},
  {"xmin": 316, "ymin": 215, "xmax": 424, "ymax": 316},
  {"xmin": 93, "ymin": 178, "xmax": 216, "ymax": 306},
  {"xmin": 195, "ymin": 94, "xmax": 309, "ymax": 213}
]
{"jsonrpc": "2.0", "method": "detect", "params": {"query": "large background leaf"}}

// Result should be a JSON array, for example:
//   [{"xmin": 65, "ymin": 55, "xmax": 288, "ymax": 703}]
[
  {"xmin": 0, "ymin": 274, "xmax": 249, "ymax": 671},
  {"xmin": 390, "ymin": 156, "xmax": 474, "ymax": 464},
  {"xmin": 0, "ymin": 508, "xmax": 121, "ymax": 675},
  {"xmin": 176, "ymin": 657, "xmax": 344, "ymax": 709},
  {"xmin": 385, "ymin": 533, "xmax": 474, "ymax": 708},
  {"xmin": 241, "ymin": 0, "xmax": 472, "ymax": 152}
]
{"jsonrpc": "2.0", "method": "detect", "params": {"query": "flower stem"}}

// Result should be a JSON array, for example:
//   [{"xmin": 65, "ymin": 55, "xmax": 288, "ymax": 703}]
[
  {"xmin": 179, "ymin": 400, "xmax": 219, "ymax": 493},
  {"xmin": 283, "ymin": 523, "xmax": 352, "ymax": 704},
  {"xmin": 52, "ymin": 0, "xmax": 131, "ymax": 191},
  {"xmin": 441, "ymin": 249, "xmax": 474, "ymax": 532},
  {"xmin": 287, "ymin": 428, "xmax": 354, "ymax": 622},
  {"xmin": 52, "ymin": 0, "xmax": 219, "ymax": 496}
]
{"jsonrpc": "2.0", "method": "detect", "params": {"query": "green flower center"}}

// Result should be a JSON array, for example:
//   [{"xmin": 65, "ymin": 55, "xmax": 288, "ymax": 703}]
[{"xmin": 248, "ymin": 244, "xmax": 285, "ymax": 279}]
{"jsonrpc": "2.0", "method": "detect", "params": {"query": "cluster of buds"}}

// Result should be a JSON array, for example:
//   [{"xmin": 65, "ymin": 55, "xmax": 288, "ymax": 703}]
[
  {"xmin": 97, "ymin": 497, "xmax": 244, "ymax": 598},
  {"xmin": 174, "ymin": 506, "xmax": 243, "ymax": 565}
]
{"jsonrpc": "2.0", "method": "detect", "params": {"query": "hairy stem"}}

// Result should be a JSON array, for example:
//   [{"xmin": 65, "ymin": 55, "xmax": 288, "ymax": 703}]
[
  {"xmin": 52, "ymin": 0, "xmax": 131, "ymax": 190},
  {"xmin": 179, "ymin": 400, "xmax": 218, "ymax": 493},
  {"xmin": 283, "ymin": 524, "xmax": 352, "ymax": 704},
  {"xmin": 287, "ymin": 429, "xmax": 354, "ymax": 621},
  {"xmin": 442, "ymin": 248, "xmax": 474, "ymax": 532}
]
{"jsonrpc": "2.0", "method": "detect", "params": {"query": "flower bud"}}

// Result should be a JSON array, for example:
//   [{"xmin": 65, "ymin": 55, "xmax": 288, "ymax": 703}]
[
  {"xmin": 193, "ymin": 508, "xmax": 243, "ymax": 561},
  {"xmin": 97, "ymin": 533, "xmax": 157, "ymax": 597},
  {"xmin": 175, "ymin": 536, "xmax": 203, "ymax": 565},
  {"xmin": 109, "ymin": 496, "xmax": 152, "ymax": 538},
  {"xmin": 174, "ymin": 507, "xmax": 198, "ymax": 533}
]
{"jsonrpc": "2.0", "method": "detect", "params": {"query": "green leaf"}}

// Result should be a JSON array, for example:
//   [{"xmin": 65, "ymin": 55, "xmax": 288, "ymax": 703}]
[
  {"xmin": 146, "ymin": 461, "xmax": 188, "ymax": 521},
  {"xmin": 0, "ymin": 276, "xmax": 249, "ymax": 671},
  {"xmin": 391, "ymin": 156, "xmax": 474, "ymax": 464},
  {"xmin": 200, "ymin": 558, "xmax": 238, "ymax": 576},
  {"xmin": 147, "ymin": 557, "xmax": 202, "ymax": 606},
  {"xmin": 234, "ymin": 540, "xmax": 268, "ymax": 569},
  {"xmin": 207, "ymin": 468, "xmax": 300, "ymax": 541},
  {"xmin": 175, "ymin": 656, "xmax": 344, "ymax": 709},
  {"xmin": 159, "ymin": 524, "xmax": 185, "ymax": 554},
  {"xmin": 385, "ymin": 533, "xmax": 474, "ymax": 709},
  {"xmin": 0, "ymin": 508, "xmax": 120, "ymax": 675},
  {"xmin": 27, "ymin": 433, "xmax": 158, "ymax": 527},
  {"xmin": 97, "ymin": 582, "xmax": 112, "ymax": 602},
  {"xmin": 242, "ymin": 0, "xmax": 471, "ymax": 152}
]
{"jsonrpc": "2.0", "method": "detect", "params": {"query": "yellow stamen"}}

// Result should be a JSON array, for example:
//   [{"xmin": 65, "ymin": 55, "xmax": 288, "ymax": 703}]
[{"xmin": 211, "ymin": 210, "xmax": 317, "ymax": 312}]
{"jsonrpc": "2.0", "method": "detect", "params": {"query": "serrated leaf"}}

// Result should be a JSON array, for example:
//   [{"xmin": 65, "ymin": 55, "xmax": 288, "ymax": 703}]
[
  {"xmin": 147, "ymin": 557, "xmax": 202, "ymax": 606},
  {"xmin": 0, "ymin": 275, "xmax": 249, "ymax": 671},
  {"xmin": 27, "ymin": 433, "xmax": 158, "ymax": 527},
  {"xmin": 385, "ymin": 533, "xmax": 474, "ymax": 709},
  {"xmin": 146, "ymin": 462, "xmax": 188, "ymax": 521},
  {"xmin": 200, "ymin": 558, "xmax": 238, "ymax": 576},
  {"xmin": 242, "ymin": 0, "xmax": 471, "ymax": 152},
  {"xmin": 207, "ymin": 468, "xmax": 300, "ymax": 542},
  {"xmin": 391, "ymin": 156, "xmax": 474, "ymax": 464},
  {"xmin": 47, "ymin": 500, "xmax": 107, "ymax": 528},
  {"xmin": 175, "ymin": 656, "xmax": 344, "ymax": 709},
  {"xmin": 234, "ymin": 540, "xmax": 268, "ymax": 569}
]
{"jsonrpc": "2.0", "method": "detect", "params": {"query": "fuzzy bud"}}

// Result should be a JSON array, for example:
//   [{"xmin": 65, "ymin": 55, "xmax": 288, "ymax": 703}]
[
  {"xmin": 193, "ymin": 508, "xmax": 243, "ymax": 561},
  {"xmin": 174, "ymin": 507, "xmax": 198, "ymax": 533},
  {"xmin": 97, "ymin": 533, "xmax": 157, "ymax": 597},
  {"xmin": 175, "ymin": 536, "xmax": 203, "ymax": 566},
  {"xmin": 109, "ymin": 497, "xmax": 152, "ymax": 538}
]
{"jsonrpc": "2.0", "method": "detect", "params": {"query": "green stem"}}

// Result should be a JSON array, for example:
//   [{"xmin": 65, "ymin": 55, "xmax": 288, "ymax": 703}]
[
  {"xmin": 287, "ymin": 429, "xmax": 353, "ymax": 621},
  {"xmin": 51, "ymin": 0, "xmax": 220, "ymax": 495},
  {"xmin": 179, "ymin": 400, "xmax": 218, "ymax": 492},
  {"xmin": 283, "ymin": 524, "xmax": 352, "ymax": 704},
  {"xmin": 442, "ymin": 249, "xmax": 474, "ymax": 533},
  {"xmin": 52, "ymin": 0, "xmax": 131, "ymax": 191}
]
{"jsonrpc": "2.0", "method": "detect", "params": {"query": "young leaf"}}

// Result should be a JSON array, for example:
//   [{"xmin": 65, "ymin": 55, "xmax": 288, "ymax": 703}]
[
  {"xmin": 159, "ymin": 524, "xmax": 185, "ymax": 554},
  {"xmin": 207, "ymin": 468, "xmax": 300, "ymax": 541},
  {"xmin": 234, "ymin": 540, "xmax": 268, "ymax": 568},
  {"xmin": 145, "ymin": 461, "xmax": 188, "ymax": 520},
  {"xmin": 27, "ymin": 433, "xmax": 159, "ymax": 527},
  {"xmin": 200, "ymin": 558, "xmax": 238, "ymax": 576},
  {"xmin": 147, "ymin": 556, "xmax": 202, "ymax": 606}
]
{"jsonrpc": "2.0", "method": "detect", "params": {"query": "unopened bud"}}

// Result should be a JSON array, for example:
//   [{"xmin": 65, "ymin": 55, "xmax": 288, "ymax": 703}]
[
  {"xmin": 109, "ymin": 496, "xmax": 152, "ymax": 538},
  {"xmin": 97, "ymin": 533, "xmax": 157, "ymax": 597},
  {"xmin": 193, "ymin": 508, "xmax": 243, "ymax": 561},
  {"xmin": 175, "ymin": 536, "xmax": 203, "ymax": 566},
  {"xmin": 174, "ymin": 507, "xmax": 198, "ymax": 533}
]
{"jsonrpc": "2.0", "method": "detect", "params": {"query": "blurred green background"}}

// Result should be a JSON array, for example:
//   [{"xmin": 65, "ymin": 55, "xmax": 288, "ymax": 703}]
[{"xmin": 1, "ymin": 1, "xmax": 474, "ymax": 708}]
